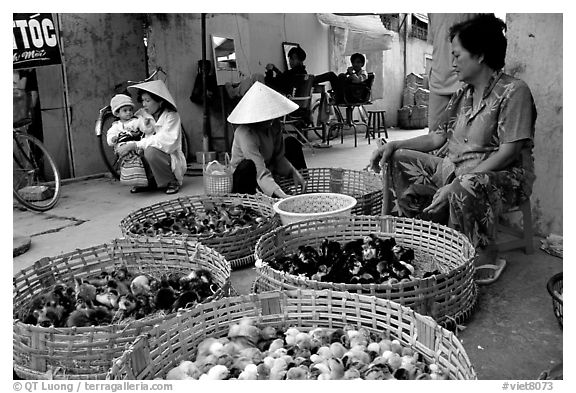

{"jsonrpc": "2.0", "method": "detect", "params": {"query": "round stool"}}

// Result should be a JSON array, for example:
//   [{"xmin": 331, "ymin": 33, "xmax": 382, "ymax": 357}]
[{"xmin": 367, "ymin": 109, "xmax": 388, "ymax": 140}]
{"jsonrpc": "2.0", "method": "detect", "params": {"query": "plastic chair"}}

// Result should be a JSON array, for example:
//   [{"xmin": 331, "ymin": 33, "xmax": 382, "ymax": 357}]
[{"xmin": 331, "ymin": 72, "xmax": 375, "ymax": 147}]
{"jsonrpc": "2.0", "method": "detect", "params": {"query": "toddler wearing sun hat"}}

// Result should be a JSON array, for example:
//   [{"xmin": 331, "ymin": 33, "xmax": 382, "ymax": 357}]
[{"xmin": 106, "ymin": 94, "xmax": 145, "ymax": 147}]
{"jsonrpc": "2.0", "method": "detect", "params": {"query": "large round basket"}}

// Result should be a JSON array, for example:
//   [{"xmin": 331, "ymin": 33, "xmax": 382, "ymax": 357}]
[
  {"xmin": 119, "ymin": 193, "xmax": 280, "ymax": 269},
  {"xmin": 546, "ymin": 272, "xmax": 563, "ymax": 328},
  {"xmin": 254, "ymin": 215, "xmax": 477, "ymax": 329},
  {"xmin": 13, "ymin": 238, "xmax": 231, "ymax": 380},
  {"xmin": 107, "ymin": 289, "xmax": 477, "ymax": 380},
  {"xmin": 276, "ymin": 167, "xmax": 383, "ymax": 215}
]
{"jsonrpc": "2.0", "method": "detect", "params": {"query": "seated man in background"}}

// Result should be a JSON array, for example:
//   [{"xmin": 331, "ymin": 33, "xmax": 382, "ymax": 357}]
[
  {"xmin": 264, "ymin": 46, "xmax": 308, "ymax": 95},
  {"xmin": 224, "ymin": 46, "xmax": 308, "ymax": 100}
]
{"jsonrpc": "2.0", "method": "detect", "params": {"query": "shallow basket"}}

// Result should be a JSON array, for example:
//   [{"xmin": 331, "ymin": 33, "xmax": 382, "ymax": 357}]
[
  {"xmin": 13, "ymin": 238, "xmax": 231, "ymax": 380},
  {"xmin": 273, "ymin": 192, "xmax": 357, "ymax": 225},
  {"xmin": 276, "ymin": 167, "xmax": 383, "ymax": 215},
  {"xmin": 254, "ymin": 215, "xmax": 478, "ymax": 329},
  {"xmin": 546, "ymin": 272, "xmax": 563, "ymax": 328},
  {"xmin": 107, "ymin": 289, "xmax": 477, "ymax": 380},
  {"xmin": 120, "ymin": 193, "xmax": 280, "ymax": 269}
]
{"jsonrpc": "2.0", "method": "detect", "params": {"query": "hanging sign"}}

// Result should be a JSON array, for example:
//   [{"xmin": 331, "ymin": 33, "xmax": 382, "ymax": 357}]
[{"xmin": 13, "ymin": 13, "xmax": 62, "ymax": 69}]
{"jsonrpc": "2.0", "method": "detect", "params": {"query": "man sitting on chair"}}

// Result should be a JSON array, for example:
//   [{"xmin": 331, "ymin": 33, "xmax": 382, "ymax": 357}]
[{"xmin": 264, "ymin": 46, "xmax": 308, "ymax": 95}]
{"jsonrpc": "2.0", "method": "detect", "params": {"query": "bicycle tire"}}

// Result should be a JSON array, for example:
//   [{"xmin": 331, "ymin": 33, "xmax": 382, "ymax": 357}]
[
  {"xmin": 13, "ymin": 132, "xmax": 61, "ymax": 211},
  {"xmin": 97, "ymin": 108, "xmax": 121, "ymax": 179},
  {"xmin": 98, "ymin": 109, "xmax": 189, "ymax": 179}
]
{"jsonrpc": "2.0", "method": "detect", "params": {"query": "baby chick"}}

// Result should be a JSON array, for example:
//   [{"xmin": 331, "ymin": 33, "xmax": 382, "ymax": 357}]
[
  {"xmin": 154, "ymin": 275, "xmax": 176, "ymax": 310},
  {"xmin": 130, "ymin": 275, "xmax": 151, "ymax": 296}
]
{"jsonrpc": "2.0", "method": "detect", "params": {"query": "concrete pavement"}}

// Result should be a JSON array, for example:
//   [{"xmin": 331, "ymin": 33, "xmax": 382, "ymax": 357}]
[{"xmin": 12, "ymin": 127, "xmax": 563, "ymax": 380}]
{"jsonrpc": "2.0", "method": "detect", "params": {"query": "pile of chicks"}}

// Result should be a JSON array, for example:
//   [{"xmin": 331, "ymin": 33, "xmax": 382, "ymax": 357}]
[
  {"xmin": 164, "ymin": 317, "xmax": 450, "ymax": 380},
  {"xmin": 18, "ymin": 266, "xmax": 217, "ymax": 328},
  {"xmin": 128, "ymin": 204, "xmax": 267, "ymax": 237},
  {"xmin": 267, "ymin": 234, "xmax": 441, "ymax": 285}
]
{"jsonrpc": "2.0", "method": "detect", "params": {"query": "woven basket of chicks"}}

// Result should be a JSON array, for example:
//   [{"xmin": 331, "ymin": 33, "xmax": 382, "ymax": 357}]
[
  {"xmin": 106, "ymin": 289, "xmax": 476, "ymax": 380},
  {"xmin": 254, "ymin": 215, "xmax": 478, "ymax": 330},
  {"xmin": 13, "ymin": 238, "xmax": 231, "ymax": 380},
  {"xmin": 120, "ymin": 193, "xmax": 280, "ymax": 269},
  {"xmin": 275, "ymin": 167, "xmax": 383, "ymax": 215}
]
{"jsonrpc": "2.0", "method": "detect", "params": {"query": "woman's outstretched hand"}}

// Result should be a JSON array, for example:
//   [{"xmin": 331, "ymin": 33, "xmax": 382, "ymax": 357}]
[{"xmin": 292, "ymin": 170, "xmax": 307, "ymax": 192}]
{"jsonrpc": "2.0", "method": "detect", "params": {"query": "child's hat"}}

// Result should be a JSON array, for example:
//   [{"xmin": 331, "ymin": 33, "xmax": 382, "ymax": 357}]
[
  {"xmin": 110, "ymin": 94, "xmax": 134, "ymax": 116},
  {"xmin": 227, "ymin": 81, "xmax": 298, "ymax": 124}
]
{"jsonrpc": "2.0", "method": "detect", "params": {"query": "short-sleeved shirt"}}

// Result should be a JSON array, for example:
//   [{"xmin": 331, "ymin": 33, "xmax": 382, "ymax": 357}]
[{"xmin": 435, "ymin": 71, "xmax": 537, "ymax": 178}]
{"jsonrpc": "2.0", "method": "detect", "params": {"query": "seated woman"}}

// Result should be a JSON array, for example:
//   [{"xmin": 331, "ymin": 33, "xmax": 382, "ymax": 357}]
[
  {"xmin": 228, "ymin": 81, "xmax": 307, "ymax": 198},
  {"xmin": 116, "ymin": 80, "xmax": 187, "ymax": 194},
  {"xmin": 369, "ymin": 14, "xmax": 537, "ymax": 283}
]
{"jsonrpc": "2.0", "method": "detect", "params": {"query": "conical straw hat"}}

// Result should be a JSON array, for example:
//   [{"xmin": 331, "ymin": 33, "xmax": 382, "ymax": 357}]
[
  {"xmin": 227, "ymin": 81, "xmax": 298, "ymax": 124},
  {"xmin": 128, "ymin": 80, "xmax": 177, "ymax": 110}
]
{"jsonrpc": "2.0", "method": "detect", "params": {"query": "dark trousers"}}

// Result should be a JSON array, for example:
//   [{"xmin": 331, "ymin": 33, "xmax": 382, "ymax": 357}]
[
  {"xmin": 314, "ymin": 72, "xmax": 348, "ymax": 102},
  {"xmin": 140, "ymin": 147, "xmax": 178, "ymax": 189},
  {"xmin": 232, "ymin": 136, "xmax": 306, "ymax": 194}
]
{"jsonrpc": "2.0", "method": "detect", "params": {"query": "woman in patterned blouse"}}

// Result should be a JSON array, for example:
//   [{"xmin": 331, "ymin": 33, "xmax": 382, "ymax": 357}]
[{"xmin": 369, "ymin": 14, "xmax": 537, "ymax": 278}]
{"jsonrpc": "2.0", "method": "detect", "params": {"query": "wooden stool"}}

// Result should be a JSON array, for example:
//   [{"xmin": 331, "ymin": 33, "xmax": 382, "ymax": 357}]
[
  {"xmin": 367, "ymin": 110, "xmax": 388, "ymax": 140},
  {"xmin": 495, "ymin": 198, "xmax": 534, "ymax": 254}
]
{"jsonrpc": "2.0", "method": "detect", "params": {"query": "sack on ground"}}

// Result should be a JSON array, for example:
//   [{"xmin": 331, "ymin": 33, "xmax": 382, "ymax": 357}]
[{"xmin": 120, "ymin": 154, "xmax": 149, "ymax": 187}]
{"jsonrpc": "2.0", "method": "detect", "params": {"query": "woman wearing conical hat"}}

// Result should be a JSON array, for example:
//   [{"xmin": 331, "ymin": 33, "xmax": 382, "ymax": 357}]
[
  {"xmin": 228, "ymin": 81, "xmax": 307, "ymax": 197},
  {"xmin": 116, "ymin": 79, "xmax": 187, "ymax": 194}
]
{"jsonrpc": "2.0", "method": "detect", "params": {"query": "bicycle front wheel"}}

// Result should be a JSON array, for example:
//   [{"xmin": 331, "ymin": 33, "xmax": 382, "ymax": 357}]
[{"xmin": 13, "ymin": 132, "xmax": 61, "ymax": 211}]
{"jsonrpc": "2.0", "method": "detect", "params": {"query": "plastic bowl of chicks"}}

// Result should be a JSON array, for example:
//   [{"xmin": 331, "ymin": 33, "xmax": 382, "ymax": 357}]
[
  {"xmin": 106, "ymin": 289, "xmax": 477, "ymax": 380},
  {"xmin": 273, "ymin": 192, "xmax": 358, "ymax": 226},
  {"xmin": 13, "ymin": 238, "xmax": 231, "ymax": 380}
]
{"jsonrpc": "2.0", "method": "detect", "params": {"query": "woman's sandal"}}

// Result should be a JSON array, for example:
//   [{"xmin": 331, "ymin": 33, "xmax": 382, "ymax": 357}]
[
  {"xmin": 165, "ymin": 184, "xmax": 180, "ymax": 195},
  {"xmin": 474, "ymin": 257, "xmax": 507, "ymax": 285}
]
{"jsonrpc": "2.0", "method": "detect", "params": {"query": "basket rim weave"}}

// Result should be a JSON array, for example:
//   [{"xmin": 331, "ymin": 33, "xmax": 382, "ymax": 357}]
[
  {"xmin": 13, "ymin": 237, "xmax": 231, "ymax": 380},
  {"xmin": 106, "ymin": 289, "xmax": 477, "ymax": 380}
]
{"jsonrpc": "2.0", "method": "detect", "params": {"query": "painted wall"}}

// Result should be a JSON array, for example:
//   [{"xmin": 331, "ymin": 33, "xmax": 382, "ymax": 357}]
[
  {"xmin": 147, "ymin": 13, "xmax": 330, "ymax": 155},
  {"xmin": 58, "ymin": 13, "xmax": 147, "ymax": 177},
  {"xmin": 505, "ymin": 14, "xmax": 563, "ymax": 236}
]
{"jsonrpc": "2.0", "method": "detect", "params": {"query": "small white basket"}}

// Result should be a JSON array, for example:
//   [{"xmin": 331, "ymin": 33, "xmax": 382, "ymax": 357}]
[
  {"xmin": 273, "ymin": 192, "xmax": 357, "ymax": 225},
  {"xmin": 203, "ymin": 153, "xmax": 232, "ymax": 195}
]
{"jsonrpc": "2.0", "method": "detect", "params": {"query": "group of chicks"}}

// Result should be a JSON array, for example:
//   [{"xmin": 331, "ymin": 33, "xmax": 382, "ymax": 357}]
[
  {"xmin": 128, "ymin": 204, "xmax": 267, "ymax": 237},
  {"xmin": 268, "ymin": 234, "xmax": 441, "ymax": 285},
  {"xmin": 163, "ymin": 317, "xmax": 450, "ymax": 380},
  {"xmin": 19, "ymin": 266, "xmax": 217, "ymax": 328}
]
